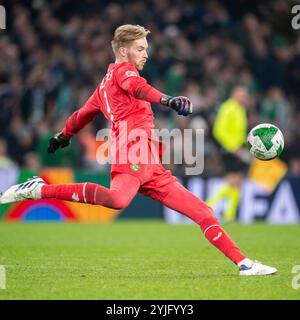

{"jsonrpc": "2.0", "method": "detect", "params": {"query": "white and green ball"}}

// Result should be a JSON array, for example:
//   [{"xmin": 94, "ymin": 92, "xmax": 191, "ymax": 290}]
[{"xmin": 247, "ymin": 123, "xmax": 284, "ymax": 161}]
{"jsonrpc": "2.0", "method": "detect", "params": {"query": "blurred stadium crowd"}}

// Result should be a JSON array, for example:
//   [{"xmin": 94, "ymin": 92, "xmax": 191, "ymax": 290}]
[{"xmin": 0, "ymin": 0, "xmax": 300, "ymax": 176}]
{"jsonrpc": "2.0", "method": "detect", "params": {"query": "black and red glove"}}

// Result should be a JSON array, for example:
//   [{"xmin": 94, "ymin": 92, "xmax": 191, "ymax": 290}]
[
  {"xmin": 161, "ymin": 95, "xmax": 193, "ymax": 116},
  {"xmin": 48, "ymin": 132, "xmax": 70, "ymax": 154}
]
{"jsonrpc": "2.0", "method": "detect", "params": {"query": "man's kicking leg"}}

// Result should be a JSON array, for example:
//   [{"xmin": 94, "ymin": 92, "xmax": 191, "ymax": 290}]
[
  {"xmin": 155, "ymin": 180, "xmax": 277, "ymax": 276},
  {"xmin": 0, "ymin": 174, "xmax": 140, "ymax": 209}
]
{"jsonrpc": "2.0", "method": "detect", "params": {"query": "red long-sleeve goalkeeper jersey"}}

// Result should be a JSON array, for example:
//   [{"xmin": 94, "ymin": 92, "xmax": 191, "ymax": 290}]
[{"xmin": 63, "ymin": 62, "xmax": 164, "ymax": 141}]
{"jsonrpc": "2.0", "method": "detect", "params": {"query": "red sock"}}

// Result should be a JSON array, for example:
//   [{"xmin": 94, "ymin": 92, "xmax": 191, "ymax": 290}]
[
  {"xmin": 42, "ymin": 183, "xmax": 88, "ymax": 203},
  {"xmin": 42, "ymin": 182, "xmax": 123, "ymax": 208},
  {"xmin": 161, "ymin": 181, "xmax": 246, "ymax": 265},
  {"xmin": 200, "ymin": 216, "xmax": 246, "ymax": 264},
  {"xmin": 41, "ymin": 174, "xmax": 140, "ymax": 209}
]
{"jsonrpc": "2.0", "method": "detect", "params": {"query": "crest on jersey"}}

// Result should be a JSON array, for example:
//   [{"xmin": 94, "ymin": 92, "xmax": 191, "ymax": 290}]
[
  {"xmin": 131, "ymin": 164, "xmax": 141, "ymax": 172},
  {"xmin": 125, "ymin": 71, "xmax": 137, "ymax": 77}
]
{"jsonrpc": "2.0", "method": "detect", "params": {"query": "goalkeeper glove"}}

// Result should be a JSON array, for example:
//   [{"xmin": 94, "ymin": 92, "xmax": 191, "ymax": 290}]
[
  {"xmin": 48, "ymin": 132, "xmax": 70, "ymax": 154},
  {"xmin": 161, "ymin": 95, "xmax": 193, "ymax": 116}
]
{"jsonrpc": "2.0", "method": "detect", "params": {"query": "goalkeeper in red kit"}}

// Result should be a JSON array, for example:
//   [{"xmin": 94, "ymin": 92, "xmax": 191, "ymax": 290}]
[{"xmin": 0, "ymin": 25, "xmax": 276, "ymax": 276}]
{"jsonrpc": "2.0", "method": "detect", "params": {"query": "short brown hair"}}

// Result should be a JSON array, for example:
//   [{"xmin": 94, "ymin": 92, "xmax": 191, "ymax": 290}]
[{"xmin": 111, "ymin": 24, "xmax": 150, "ymax": 55}]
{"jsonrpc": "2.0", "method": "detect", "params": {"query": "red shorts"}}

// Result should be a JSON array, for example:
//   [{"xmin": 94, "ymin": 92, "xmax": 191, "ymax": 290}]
[{"xmin": 111, "ymin": 138, "xmax": 177, "ymax": 202}]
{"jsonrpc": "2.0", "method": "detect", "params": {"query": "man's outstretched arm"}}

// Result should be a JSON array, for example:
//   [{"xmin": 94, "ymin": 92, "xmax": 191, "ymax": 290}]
[
  {"xmin": 48, "ymin": 88, "xmax": 102, "ymax": 153},
  {"xmin": 116, "ymin": 65, "xmax": 193, "ymax": 116}
]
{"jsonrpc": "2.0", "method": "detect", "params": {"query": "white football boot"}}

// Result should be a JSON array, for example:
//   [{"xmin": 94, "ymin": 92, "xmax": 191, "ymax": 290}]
[
  {"xmin": 238, "ymin": 258, "xmax": 277, "ymax": 276},
  {"xmin": 0, "ymin": 176, "xmax": 46, "ymax": 204}
]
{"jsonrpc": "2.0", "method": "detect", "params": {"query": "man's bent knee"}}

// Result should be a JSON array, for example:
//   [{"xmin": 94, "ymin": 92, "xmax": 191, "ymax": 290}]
[{"xmin": 111, "ymin": 196, "xmax": 132, "ymax": 210}]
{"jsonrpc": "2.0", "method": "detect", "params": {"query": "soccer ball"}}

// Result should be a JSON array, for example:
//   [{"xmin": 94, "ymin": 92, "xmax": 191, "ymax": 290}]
[{"xmin": 247, "ymin": 123, "xmax": 284, "ymax": 161}]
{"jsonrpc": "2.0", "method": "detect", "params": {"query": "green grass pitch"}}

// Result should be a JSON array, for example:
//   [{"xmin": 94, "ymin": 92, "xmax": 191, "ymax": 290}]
[{"xmin": 0, "ymin": 221, "xmax": 299, "ymax": 300}]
